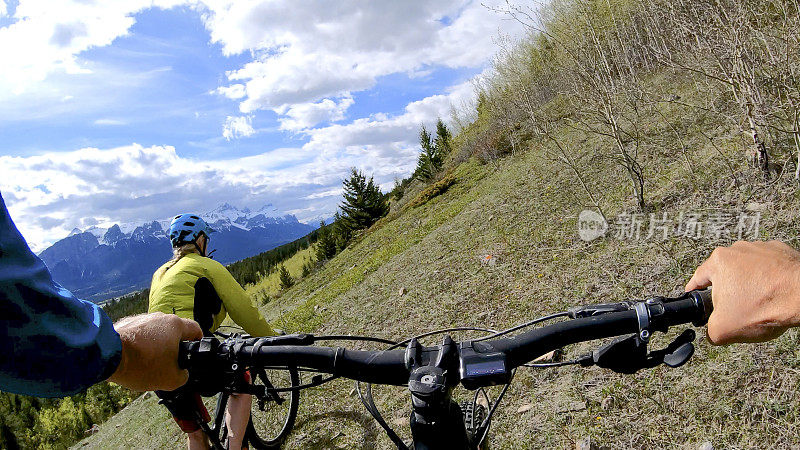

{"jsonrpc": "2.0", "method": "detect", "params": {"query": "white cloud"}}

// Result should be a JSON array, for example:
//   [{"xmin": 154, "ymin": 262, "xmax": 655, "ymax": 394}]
[
  {"xmin": 0, "ymin": 1, "xmax": 7, "ymax": 18},
  {"xmin": 302, "ymin": 78, "xmax": 477, "ymax": 154},
  {"xmin": 0, "ymin": 0, "xmax": 184, "ymax": 94},
  {"xmin": 214, "ymin": 83, "xmax": 245, "ymax": 100},
  {"xmin": 0, "ymin": 75, "xmax": 474, "ymax": 250},
  {"xmin": 222, "ymin": 115, "xmax": 254, "ymax": 140},
  {"xmin": 278, "ymin": 96, "xmax": 354, "ymax": 131},
  {"xmin": 93, "ymin": 118, "xmax": 126, "ymax": 126},
  {"xmin": 0, "ymin": 2, "xmax": 516, "ymax": 250},
  {"xmin": 0, "ymin": 1, "xmax": 521, "ymax": 143},
  {"xmin": 203, "ymin": 1, "xmax": 523, "ymax": 117},
  {"xmin": 0, "ymin": 143, "xmax": 318, "ymax": 249}
]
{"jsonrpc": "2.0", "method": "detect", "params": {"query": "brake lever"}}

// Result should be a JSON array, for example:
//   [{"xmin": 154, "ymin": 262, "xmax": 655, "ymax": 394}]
[
  {"xmin": 648, "ymin": 329, "xmax": 696, "ymax": 368},
  {"xmin": 588, "ymin": 334, "xmax": 647, "ymax": 374},
  {"xmin": 587, "ymin": 329, "xmax": 697, "ymax": 373}
]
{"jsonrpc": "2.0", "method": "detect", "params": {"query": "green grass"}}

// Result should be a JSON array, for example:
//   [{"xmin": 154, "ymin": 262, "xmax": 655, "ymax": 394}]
[{"xmin": 244, "ymin": 246, "xmax": 316, "ymax": 304}]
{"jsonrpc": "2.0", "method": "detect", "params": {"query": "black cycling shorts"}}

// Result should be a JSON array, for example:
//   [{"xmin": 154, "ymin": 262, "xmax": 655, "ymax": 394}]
[{"xmin": 155, "ymin": 370, "xmax": 252, "ymax": 433}]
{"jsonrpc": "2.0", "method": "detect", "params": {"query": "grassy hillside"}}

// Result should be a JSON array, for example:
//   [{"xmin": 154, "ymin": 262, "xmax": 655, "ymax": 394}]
[
  {"xmin": 75, "ymin": 0, "xmax": 800, "ymax": 448},
  {"xmin": 245, "ymin": 247, "xmax": 316, "ymax": 306},
  {"xmin": 76, "ymin": 108, "xmax": 800, "ymax": 449}
]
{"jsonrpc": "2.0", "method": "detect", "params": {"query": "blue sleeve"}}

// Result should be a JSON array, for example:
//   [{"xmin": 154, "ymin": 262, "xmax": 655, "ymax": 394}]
[{"xmin": 0, "ymin": 192, "xmax": 122, "ymax": 398}]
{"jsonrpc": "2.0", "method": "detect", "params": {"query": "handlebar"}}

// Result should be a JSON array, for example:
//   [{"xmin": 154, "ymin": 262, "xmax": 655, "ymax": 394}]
[
  {"xmin": 495, "ymin": 289, "xmax": 711, "ymax": 368},
  {"xmin": 179, "ymin": 290, "xmax": 712, "ymax": 389}
]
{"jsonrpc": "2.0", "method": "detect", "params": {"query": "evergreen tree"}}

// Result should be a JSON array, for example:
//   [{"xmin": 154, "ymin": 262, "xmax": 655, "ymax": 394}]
[
  {"xmin": 338, "ymin": 168, "xmax": 389, "ymax": 233},
  {"xmin": 414, "ymin": 124, "xmax": 449, "ymax": 180},
  {"xmin": 414, "ymin": 119, "xmax": 452, "ymax": 181},
  {"xmin": 434, "ymin": 118, "xmax": 452, "ymax": 156},
  {"xmin": 0, "ymin": 417, "xmax": 20, "ymax": 450},
  {"xmin": 315, "ymin": 221, "xmax": 338, "ymax": 262},
  {"xmin": 414, "ymin": 125, "xmax": 440, "ymax": 180},
  {"xmin": 278, "ymin": 264, "xmax": 293, "ymax": 290},
  {"xmin": 331, "ymin": 212, "xmax": 351, "ymax": 251}
]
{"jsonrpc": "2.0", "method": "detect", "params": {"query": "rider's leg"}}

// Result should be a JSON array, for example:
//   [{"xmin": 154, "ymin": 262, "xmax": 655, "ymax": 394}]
[
  {"xmin": 224, "ymin": 393, "xmax": 252, "ymax": 450},
  {"xmin": 187, "ymin": 429, "xmax": 210, "ymax": 450}
]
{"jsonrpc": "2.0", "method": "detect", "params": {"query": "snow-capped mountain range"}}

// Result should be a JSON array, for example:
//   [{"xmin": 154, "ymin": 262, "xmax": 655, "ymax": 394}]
[
  {"xmin": 39, "ymin": 203, "xmax": 317, "ymax": 302},
  {"xmin": 65, "ymin": 202, "xmax": 299, "ymax": 246}
]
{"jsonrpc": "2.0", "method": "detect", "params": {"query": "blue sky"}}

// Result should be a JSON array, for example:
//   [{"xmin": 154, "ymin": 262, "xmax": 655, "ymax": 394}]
[{"xmin": 0, "ymin": 1, "xmax": 525, "ymax": 251}]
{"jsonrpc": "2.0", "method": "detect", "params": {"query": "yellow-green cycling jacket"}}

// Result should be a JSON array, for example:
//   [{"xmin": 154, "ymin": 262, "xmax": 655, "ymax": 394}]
[{"xmin": 148, "ymin": 253, "xmax": 276, "ymax": 337}]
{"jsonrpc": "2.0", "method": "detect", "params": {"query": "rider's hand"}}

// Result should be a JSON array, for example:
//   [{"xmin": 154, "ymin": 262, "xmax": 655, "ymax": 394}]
[
  {"xmin": 685, "ymin": 240, "xmax": 800, "ymax": 345},
  {"xmin": 107, "ymin": 312, "xmax": 203, "ymax": 391}
]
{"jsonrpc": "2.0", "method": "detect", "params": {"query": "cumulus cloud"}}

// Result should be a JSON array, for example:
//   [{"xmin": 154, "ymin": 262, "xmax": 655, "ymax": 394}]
[
  {"xmin": 0, "ymin": 0, "xmax": 184, "ymax": 94},
  {"xmin": 302, "ymin": 79, "xmax": 476, "ymax": 154},
  {"xmin": 202, "ymin": 1, "xmax": 522, "ymax": 118},
  {"xmin": 214, "ymin": 83, "xmax": 245, "ymax": 100},
  {"xmin": 0, "ymin": 2, "xmax": 517, "ymax": 250},
  {"xmin": 0, "ymin": 140, "xmax": 408, "ymax": 250},
  {"xmin": 303, "ymin": 188, "xmax": 342, "ymax": 200},
  {"xmin": 1, "ymin": 71, "xmax": 479, "ymax": 250},
  {"xmin": 1, "ymin": 143, "xmax": 311, "ymax": 249},
  {"xmin": 0, "ymin": 1, "xmax": 522, "ymax": 141},
  {"xmin": 0, "ymin": 1, "xmax": 7, "ymax": 18},
  {"xmin": 278, "ymin": 96, "xmax": 354, "ymax": 131},
  {"xmin": 222, "ymin": 115, "xmax": 255, "ymax": 140}
]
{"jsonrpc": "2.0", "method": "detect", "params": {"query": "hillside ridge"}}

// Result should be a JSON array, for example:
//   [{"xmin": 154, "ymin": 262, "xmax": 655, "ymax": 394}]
[{"xmin": 75, "ymin": 0, "xmax": 800, "ymax": 447}]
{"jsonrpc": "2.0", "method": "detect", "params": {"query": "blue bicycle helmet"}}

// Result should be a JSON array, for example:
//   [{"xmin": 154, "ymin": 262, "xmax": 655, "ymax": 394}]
[{"xmin": 167, "ymin": 213, "xmax": 215, "ymax": 248}]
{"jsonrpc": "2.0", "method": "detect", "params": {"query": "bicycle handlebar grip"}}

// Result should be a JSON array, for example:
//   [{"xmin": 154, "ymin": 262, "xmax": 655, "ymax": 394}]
[
  {"xmin": 688, "ymin": 289, "xmax": 713, "ymax": 327},
  {"xmin": 178, "ymin": 341, "xmax": 194, "ymax": 370}
]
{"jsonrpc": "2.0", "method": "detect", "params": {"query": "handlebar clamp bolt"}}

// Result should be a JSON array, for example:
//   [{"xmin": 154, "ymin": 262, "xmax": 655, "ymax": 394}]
[{"xmin": 639, "ymin": 329, "xmax": 650, "ymax": 341}]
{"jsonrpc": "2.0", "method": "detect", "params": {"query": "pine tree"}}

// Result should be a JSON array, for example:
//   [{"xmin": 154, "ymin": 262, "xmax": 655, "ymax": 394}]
[
  {"xmin": 339, "ymin": 168, "xmax": 389, "ymax": 234},
  {"xmin": 332, "ymin": 212, "xmax": 351, "ymax": 251},
  {"xmin": 434, "ymin": 118, "xmax": 452, "ymax": 156},
  {"xmin": 414, "ymin": 126, "xmax": 440, "ymax": 180},
  {"xmin": 414, "ymin": 119, "xmax": 452, "ymax": 181},
  {"xmin": 315, "ymin": 221, "xmax": 337, "ymax": 262},
  {"xmin": 414, "ymin": 119, "xmax": 450, "ymax": 181},
  {"xmin": 278, "ymin": 265, "xmax": 293, "ymax": 290}
]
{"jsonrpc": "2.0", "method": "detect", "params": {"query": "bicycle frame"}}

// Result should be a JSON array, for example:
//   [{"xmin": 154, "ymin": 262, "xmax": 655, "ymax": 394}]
[{"xmin": 192, "ymin": 392, "xmax": 230, "ymax": 450}]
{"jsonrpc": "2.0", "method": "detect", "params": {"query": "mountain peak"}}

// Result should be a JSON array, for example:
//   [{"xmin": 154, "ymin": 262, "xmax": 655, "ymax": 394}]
[
  {"xmin": 258, "ymin": 203, "xmax": 275, "ymax": 213},
  {"xmin": 130, "ymin": 221, "xmax": 165, "ymax": 243},
  {"xmin": 103, "ymin": 224, "xmax": 125, "ymax": 245},
  {"xmin": 210, "ymin": 202, "xmax": 238, "ymax": 213}
]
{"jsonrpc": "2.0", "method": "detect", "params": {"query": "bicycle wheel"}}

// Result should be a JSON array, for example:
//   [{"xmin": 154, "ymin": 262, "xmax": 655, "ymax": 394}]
[
  {"xmin": 459, "ymin": 400, "xmax": 488, "ymax": 450},
  {"xmin": 244, "ymin": 366, "xmax": 300, "ymax": 449}
]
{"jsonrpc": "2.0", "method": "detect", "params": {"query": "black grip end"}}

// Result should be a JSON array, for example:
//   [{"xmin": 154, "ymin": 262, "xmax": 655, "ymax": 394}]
[
  {"xmin": 178, "ymin": 341, "xmax": 194, "ymax": 370},
  {"xmin": 689, "ymin": 289, "xmax": 713, "ymax": 327}
]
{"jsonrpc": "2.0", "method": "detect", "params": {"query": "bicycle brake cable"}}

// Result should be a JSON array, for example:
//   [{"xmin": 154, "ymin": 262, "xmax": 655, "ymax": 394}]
[
  {"xmin": 523, "ymin": 356, "xmax": 589, "ymax": 368},
  {"xmin": 356, "ymin": 381, "xmax": 409, "ymax": 450},
  {"xmin": 475, "ymin": 369, "xmax": 516, "ymax": 446},
  {"xmin": 313, "ymin": 335, "xmax": 399, "ymax": 346},
  {"xmin": 382, "ymin": 326, "xmax": 499, "ymax": 351},
  {"xmin": 351, "ymin": 327, "xmax": 498, "ymax": 448},
  {"xmin": 472, "ymin": 312, "xmax": 569, "ymax": 342},
  {"xmin": 260, "ymin": 371, "xmax": 339, "ymax": 393}
]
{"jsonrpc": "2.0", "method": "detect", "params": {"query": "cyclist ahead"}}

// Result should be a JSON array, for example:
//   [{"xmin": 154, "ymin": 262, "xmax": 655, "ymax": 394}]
[{"xmin": 149, "ymin": 214, "xmax": 277, "ymax": 450}]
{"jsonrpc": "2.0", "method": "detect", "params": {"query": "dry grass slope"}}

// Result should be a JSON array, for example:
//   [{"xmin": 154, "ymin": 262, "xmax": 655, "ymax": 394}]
[
  {"xmin": 75, "ymin": 7, "xmax": 800, "ymax": 445},
  {"xmin": 75, "ymin": 83, "xmax": 800, "ymax": 447}
]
